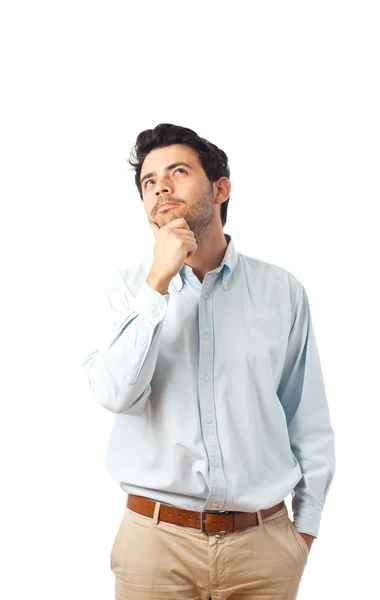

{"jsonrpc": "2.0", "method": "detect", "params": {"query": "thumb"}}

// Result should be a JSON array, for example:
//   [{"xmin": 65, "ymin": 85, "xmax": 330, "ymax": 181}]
[{"xmin": 149, "ymin": 221, "xmax": 160, "ymax": 239}]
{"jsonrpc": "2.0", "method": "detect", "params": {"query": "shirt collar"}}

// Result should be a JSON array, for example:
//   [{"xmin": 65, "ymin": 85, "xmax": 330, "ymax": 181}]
[{"xmin": 171, "ymin": 233, "xmax": 238, "ymax": 292}]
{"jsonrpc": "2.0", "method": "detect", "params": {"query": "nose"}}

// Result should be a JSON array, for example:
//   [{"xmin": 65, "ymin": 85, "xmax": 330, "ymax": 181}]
[{"xmin": 155, "ymin": 175, "xmax": 174, "ymax": 196}]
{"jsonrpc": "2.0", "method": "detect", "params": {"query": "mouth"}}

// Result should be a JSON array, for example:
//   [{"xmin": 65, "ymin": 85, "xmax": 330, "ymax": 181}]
[{"xmin": 157, "ymin": 203, "xmax": 180, "ymax": 213}]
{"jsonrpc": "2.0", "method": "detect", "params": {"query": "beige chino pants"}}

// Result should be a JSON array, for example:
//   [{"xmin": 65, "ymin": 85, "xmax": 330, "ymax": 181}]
[{"xmin": 110, "ymin": 500, "xmax": 310, "ymax": 599}]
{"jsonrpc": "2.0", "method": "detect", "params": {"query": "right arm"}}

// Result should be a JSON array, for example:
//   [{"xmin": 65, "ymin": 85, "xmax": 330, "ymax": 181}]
[
  {"xmin": 80, "ymin": 270, "xmax": 171, "ymax": 415},
  {"xmin": 80, "ymin": 217, "xmax": 197, "ymax": 415}
]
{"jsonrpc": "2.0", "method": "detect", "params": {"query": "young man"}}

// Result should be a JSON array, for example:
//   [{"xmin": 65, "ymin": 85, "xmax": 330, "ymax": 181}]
[{"xmin": 81, "ymin": 123, "xmax": 336, "ymax": 599}]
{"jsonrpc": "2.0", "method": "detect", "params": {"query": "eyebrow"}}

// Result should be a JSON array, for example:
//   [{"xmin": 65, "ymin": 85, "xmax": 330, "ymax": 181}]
[{"xmin": 140, "ymin": 162, "xmax": 193, "ymax": 186}]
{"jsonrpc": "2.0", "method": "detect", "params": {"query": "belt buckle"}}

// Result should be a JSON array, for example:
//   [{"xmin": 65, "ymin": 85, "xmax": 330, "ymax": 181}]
[{"xmin": 200, "ymin": 510, "xmax": 230, "ymax": 534}]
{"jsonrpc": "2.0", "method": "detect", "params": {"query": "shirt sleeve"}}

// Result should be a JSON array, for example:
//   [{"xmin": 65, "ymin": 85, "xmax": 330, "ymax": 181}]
[
  {"xmin": 80, "ymin": 270, "xmax": 170, "ymax": 414},
  {"xmin": 277, "ymin": 281, "xmax": 336, "ymax": 538}
]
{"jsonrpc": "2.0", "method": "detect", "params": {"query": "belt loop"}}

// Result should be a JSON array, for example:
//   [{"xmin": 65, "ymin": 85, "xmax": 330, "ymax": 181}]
[
  {"xmin": 257, "ymin": 509, "xmax": 263, "ymax": 526},
  {"xmin": 152, "ymin": 501, "xmax": 161, "ymax": 525}
]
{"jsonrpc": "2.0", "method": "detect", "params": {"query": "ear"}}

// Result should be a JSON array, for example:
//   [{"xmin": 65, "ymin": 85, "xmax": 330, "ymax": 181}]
[{"xmin": 215, "ymin": 177, "xmax": 231, "ymax": 204}]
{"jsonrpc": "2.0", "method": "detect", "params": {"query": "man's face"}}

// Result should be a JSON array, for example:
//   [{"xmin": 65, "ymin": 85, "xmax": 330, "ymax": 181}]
[{"xmin": 140, "ymin": 144, "xmax": 216, "ymax": 241}]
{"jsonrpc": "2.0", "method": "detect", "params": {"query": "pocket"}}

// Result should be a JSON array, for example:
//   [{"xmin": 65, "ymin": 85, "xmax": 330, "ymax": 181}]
[
  {"xmin": 288, "ymin": 519, "xmax": 310, "ymax": 560},
  {"xmin": 110, "ymin": 511, "xmax": 126, "ymax": 571}
]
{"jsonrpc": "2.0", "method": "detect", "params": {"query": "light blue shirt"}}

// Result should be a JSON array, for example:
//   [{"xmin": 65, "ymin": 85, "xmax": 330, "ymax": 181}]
[{"xmin": 80, "ymin": 233, "xmax": 335, "ymax": 538}]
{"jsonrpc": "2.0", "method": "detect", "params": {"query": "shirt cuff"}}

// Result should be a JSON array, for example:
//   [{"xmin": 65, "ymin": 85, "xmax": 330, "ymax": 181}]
[
  {"xmin": 131, "ymin": 280, "xmax": 170, "ymax": 326},
  {"xmin": 293, "ymin": 507, "xmax": 322, "ymax": 538}
]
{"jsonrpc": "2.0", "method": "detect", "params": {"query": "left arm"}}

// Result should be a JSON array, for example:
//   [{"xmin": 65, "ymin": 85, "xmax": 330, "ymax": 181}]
[{"xmin": 277, "ymin": 281, "xmax": 336, "ymax": 545}]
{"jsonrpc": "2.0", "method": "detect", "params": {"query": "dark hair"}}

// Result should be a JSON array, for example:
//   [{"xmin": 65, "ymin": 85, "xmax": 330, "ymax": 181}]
[{"xmin": 127, "ymin": 123, "xmax": 230, "ymax": 228}]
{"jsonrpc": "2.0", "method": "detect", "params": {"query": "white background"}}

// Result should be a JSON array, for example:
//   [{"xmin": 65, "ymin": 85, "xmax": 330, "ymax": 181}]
[{"xmin": 1, "ymin": 1, "xmax": 379, "ymax": 598}]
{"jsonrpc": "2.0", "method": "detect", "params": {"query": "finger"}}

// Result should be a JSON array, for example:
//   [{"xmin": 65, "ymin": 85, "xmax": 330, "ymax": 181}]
[
  {"xmin": 165, "ymin": 218, "xmax": 190, "ymax": 230},
  {"xmin": 149, "ymin": 222, "xmax": 160, "ymax": 238}
]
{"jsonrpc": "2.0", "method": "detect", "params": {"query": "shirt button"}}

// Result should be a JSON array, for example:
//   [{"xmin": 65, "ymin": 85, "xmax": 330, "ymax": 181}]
[
  {"xmin": 203, "ymin": 293, "xmax": 208, "ymax": 299},
  {"xmin": 204, "ymin": 375, "xmax": 210, "ymax": 381},
  {"xmin": 152, "ymin": 311, "xmax": 160, "ymax": 316},
  {"xmin": 206, "ymin": 417, "xmax": 212, "ymax": 423},
  {"xmin": 213, "ymin": 460, "xmax": 218, "ymax": 467},
  {"xmin": 143, "ymin": 343, "xmax": 148, "ymax": 348},
  {"xmin": 204, "ymin": 333, "xmax": 209, "ymax": 340},
  {"xmin": 211, "ymin": 502, "xmax": 217, "ymax": 508}
]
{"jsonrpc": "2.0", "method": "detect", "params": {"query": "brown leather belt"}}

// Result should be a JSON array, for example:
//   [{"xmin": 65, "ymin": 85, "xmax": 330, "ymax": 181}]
[{"xmin": 127, "ymin": 494, "xmax": 285, "ymax": 534}]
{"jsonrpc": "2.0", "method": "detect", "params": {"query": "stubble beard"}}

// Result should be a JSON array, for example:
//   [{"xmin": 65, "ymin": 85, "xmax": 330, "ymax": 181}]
[{"xmin": 159, "ymin": 185, "xmax": 215, "ymax": 246}]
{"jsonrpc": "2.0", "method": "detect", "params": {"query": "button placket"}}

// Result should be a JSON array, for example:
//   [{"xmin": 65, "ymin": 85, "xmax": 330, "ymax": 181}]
[{"xmin": 198, "ymin": 278, "xmax": 227, "ymax": 510}]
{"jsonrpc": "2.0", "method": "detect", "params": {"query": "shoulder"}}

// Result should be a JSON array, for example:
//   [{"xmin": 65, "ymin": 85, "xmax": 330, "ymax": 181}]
[
  {"xmin": 100, "ymin": 256, "xmax": 153, "ymax": 297},
  {"xmin": 237, "ymin": 251, "xmax": 304, "ymax": 306}
]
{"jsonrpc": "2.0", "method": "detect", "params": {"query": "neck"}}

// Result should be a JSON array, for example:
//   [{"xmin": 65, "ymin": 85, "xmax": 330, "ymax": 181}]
[{"xmin": 184, "ymin": 230, "xmax": 229, "ymax": 283}]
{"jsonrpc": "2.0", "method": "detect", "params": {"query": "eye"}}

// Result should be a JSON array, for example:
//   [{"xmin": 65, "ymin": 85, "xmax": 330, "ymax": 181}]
[{"xmin": 144, "ymin": 167, "xmax": 187, "ymax": 189}]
